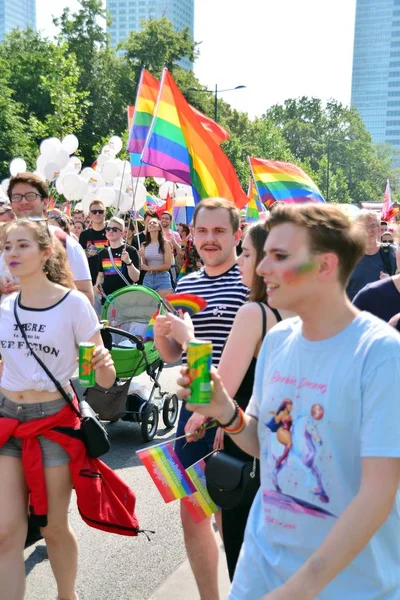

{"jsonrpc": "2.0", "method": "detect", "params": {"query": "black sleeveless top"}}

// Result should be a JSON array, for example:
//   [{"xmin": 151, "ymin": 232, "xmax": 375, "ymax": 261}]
[{"xmin": 224, "ymin": 302, "xmax": 282, "ymax": 459}]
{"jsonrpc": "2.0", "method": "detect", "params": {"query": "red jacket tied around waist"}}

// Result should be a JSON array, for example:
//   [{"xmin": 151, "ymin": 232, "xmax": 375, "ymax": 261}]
[{"xmin": 0, "ymin": 403, "xmax": 140, "ymax": 536}]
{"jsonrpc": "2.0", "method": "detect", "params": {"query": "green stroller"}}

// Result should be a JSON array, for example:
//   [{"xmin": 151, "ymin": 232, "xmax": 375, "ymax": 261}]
[{"xmin": 85, "ymin": 285, "xmax": 179, "ymax": 442}]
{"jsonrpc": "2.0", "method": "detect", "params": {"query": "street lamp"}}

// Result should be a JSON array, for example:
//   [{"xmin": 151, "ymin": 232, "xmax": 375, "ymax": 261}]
[
  {"xmin": 186, "ymin": 84, "xmax": 246, "ymax": 122},
  {"xmin": 326, "ymin": 137, "xmax": 351, "ymax": 201}
]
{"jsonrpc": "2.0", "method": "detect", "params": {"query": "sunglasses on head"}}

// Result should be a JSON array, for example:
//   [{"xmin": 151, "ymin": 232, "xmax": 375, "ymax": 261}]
[
  {"xmin": 91, "ymin": 209, "xmax": 105, "ymax": 215},
  {"xmin": 105, "ymin": 226, "xmax": 122, "ymax": 233}
]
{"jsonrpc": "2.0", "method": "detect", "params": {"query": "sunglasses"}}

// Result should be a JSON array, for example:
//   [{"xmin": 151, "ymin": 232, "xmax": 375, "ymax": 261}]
[
  {"xmin": 91, "ymin": 209, "xmax": 105, "ymax": 215},
  {"xmin": 105, "ymin": 226, "xmax": 122, "ymax": 233}
]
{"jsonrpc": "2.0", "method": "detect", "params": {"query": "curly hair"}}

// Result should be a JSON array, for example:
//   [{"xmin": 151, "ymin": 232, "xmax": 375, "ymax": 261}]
[{"xmin": 4, "ymin": 219, "xmax": 75, "ymax": 289}]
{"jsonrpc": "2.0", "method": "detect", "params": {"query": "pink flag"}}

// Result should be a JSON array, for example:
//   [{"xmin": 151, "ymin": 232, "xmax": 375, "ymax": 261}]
[{"xmin": 381, "ymin": 179, "xmax": 392, "ymax": 221}]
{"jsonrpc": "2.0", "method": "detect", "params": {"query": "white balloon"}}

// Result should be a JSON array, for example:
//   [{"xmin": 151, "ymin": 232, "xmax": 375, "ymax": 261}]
[
  {"xmin": 9, "ymin": 158, "xmax": 27, "ymax": 177},
  {"xmin": 75, "ymin": 202, "xmax": 83, "ymax": 211},
  {"xmin": 97, "ymin": 187, "xmax": 115, "ymax": 207},
  {"xmin": 102, "ymin": 160, "xmax": 120, "ymax": 183},
  {"xmin": 33, "ymin": 171, "xmax": 46, "ymax": 182},
  {"xmin": 70, "ymin": 178, "xmax": 88, "ymax": 201},
  {"xmin": 87, "ymin": 172, "xmax": 104, "ymax": 190},
  {"xmin": 154, "ymin": 177, "xmax": 166, "ymax": 185},
  {"xmin": 55, "ymin": 176, "xmax": 64, "ymax": 195},
  {"xmin": 132, "ymin": 183, "xmax": 147, "ymax": 211},
  {"xmin": 119, "ymin": 193, "xmax": 133, "ymax": 213},
  {"xmin": 177, "ymin": 183, "xmax": 192, "ymax": 195},
  {"xmin": 113, "ymin": 176, "xmax": 127, "ymax": 194},
  {"xmin": 54, "ymin": 149, "xmax": 70, "ymax": 170},
  {"xmin": 36, "ymin": 155, "xmax": 48, "ymax": 175},
  {"xmin": 108, "ymin": 135, "xmax": 123, "ymax": 155},
  {"xmin": 44, "ymin": 162, "xmax": 61, "ymax": 183},
  {"xmin": 81, "ymin": 167, "xmax": 95, "ymax": 181},
  {"xmin": 62, "ymin": 134, "xmax": 79, "ymax": 155},
  {"xmin": 63, "ymin": 173, "xmax": 81, "ymax": 195},
  {"xmin": 101, "ymin": 145, "xmax": 116, "ymax": 159},
  {"xmin": 96, "ymin": 154, "xmax": 109, "ymax": 170},
  {"xmin": 40, "ymin": 137, "xmax": 61, "ymax": 158},
  {"xmin": 114, "ymin": 158, "xmax": 124, "ymax": 174},
  {"xmin": 159, "ymin": 181, "xmax": 175, "ymax": 199},
  {"xmin": 69, "ymin": 156, "xmax": 82, "ymax": 174},
  {"xmin": 1, "ymin": 179, "xmax": 10, "ymax": 193}
]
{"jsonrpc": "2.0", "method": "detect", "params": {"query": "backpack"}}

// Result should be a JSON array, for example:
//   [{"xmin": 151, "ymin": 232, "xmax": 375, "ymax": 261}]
[{"xmin": 379, "ymin": 244, "xmax": 396, "ymax": 276}]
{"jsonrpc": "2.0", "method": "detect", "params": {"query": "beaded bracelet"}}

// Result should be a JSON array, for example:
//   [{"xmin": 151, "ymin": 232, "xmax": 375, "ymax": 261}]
[
  {"xmin": 224, "ymin": 407, "xmax": 246, "ymax": 435},
  {"xmin": 217, "ymin": 399, "xmax": 239, "ymax": 429}
]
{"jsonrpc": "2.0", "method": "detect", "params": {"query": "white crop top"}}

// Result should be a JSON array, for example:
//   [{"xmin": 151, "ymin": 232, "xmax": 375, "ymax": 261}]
[{"xmin": 0, "ymin": 290, "xmax": 101, "ymax": 392}]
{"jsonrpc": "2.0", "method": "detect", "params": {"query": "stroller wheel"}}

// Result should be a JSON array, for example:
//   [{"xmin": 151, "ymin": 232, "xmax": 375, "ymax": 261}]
[
  {"xmin": 162, "ymin": 394, "xmax": 179, "ymax": 429},
  {"xmin": 141, "ymin": 403, "xmax": 159, "ymax": 442}
]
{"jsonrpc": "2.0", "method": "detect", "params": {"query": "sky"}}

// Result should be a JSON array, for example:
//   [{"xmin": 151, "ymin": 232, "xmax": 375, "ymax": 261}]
[{"xmin": 37, "ymin": 0, "xmax": 357, "ymax": 119}]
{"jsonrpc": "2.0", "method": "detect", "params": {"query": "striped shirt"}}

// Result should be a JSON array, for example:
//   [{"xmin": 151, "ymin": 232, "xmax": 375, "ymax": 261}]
[{"xmin": 176, "ymin": 264, "xmax": 249, "ymax": 367}]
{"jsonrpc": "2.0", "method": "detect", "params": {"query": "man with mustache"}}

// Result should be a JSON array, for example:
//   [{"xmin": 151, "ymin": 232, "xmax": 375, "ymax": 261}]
[{"xmin": 154, "ymin": 197, "xmax": 248, "ymax": 600}]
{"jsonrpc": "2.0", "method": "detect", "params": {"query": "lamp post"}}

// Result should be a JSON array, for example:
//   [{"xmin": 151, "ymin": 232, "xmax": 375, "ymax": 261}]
[{"xmin": 186, "ymin": 84, "xmax": 246, "ymax": 122}]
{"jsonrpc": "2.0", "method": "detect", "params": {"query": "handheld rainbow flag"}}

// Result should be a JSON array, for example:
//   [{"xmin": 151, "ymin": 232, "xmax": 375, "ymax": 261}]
[
  {"xmin": 136, "ymin": 442, "xmax": 196, "ymax": 503},
  {"xmin": 142, "ymin": 68, "xmax": 248, "ymax": 209},
  {"xmin": 182, "ymin": 459, "xmax": 219, "ymax": 523},
  {"xmin": 144, "ymin": 294, "xmax": 207, "ymax": 340},
  {"xmin": 245, "ymin": 178, "xmax": 262, "ymax": 222},
  {"xmin": 249, "ymin": 157, "xmax": 325, "ymax": 206}
]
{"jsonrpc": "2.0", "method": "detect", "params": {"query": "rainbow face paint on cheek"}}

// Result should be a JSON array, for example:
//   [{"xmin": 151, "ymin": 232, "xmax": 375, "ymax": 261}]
[{"xmin": 282, "ymin": 260, "xmax": 316, "ymax": 283}]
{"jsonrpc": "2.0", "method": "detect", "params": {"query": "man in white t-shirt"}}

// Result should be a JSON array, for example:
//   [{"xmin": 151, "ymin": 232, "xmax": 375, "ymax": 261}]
[
  {"xmin": 179, "ymin": 203, "xmax": 400, "ymax": 600},
  {"xmin": 4, "ymin": 173, "xmax": 93, "ymax": 305}
]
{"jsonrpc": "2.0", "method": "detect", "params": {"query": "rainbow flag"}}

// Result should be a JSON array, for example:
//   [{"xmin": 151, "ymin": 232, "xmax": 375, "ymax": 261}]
[
  {"xmin": 137, "ymin": 442, "xmax": 196, "ymax": 503},
  {"xmin": 142, "ymin": 68, "xmax": 248, "ymax": 209},
  {"xmin": 127, "ymin": 105, "xmax": 135, "ymax": 131},
  {"xmin": 249, "ymin": 157, "xmax": 325, "ymax": 206},
  {"xmin": 127, "ymin": 70, "xmax": 184, "ymax": 182},
  {"xmin": 182, "ymin": 459, "xmax": 219, "ymax": 523},
  {"xmin": 245, "ymin": 179, "xmax": 261, "ymax": 222}
]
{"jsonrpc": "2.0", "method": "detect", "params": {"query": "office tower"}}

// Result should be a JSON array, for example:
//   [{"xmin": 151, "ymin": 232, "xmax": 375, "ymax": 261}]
[
  {"xmin": 0, "ymin": 0, "xmax": 36, "ymax": 41},
  {"xmin": 107, "ymin": 0, "xmax": 194, "ymax": 70},
  {"xmin": 352, "ymin": 0, "xmax": 400, "ymax": 147}
]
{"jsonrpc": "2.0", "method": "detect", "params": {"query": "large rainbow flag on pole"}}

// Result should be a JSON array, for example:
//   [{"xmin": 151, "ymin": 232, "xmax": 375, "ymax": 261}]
[
  {"xmin": 142, "ymin": 68, "xmax": 248, "ymax": 209},
  {"xmin": 127, "ymin": 70, "xmax": 184, "ymax": 182},
  {"xmin": 136, "ymin": 442, "xmax": 196, "ymax": 503},
  {"xmin": 249, "ymin": 157, "xmax": 325, "ymax": 206}
]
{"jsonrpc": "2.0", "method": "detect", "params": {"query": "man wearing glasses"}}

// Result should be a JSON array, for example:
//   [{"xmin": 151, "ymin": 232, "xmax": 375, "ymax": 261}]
[
  {"xmin": 347, "ymin": 210, "xmax": 397, "ymax": 300},
  {"xmin": 79, "ymin": 199, "xmax": 108, "ymax": 287},
  {"xmin": 5, "ymin": 173, "xmax": 93, "ymax": 305}
]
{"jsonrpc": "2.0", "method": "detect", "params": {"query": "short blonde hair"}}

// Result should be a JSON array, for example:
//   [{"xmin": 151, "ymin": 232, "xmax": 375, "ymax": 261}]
[
  {"xmin": 108, "ymin": 216, "xmax": 124, "ymax": 230},
  {"xmin": 354, "ymin": 210, "xmax": 380, "ymax": 225}
]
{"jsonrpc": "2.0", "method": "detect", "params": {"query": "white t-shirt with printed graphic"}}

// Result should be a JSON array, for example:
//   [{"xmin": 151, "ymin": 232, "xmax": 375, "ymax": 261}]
[
  {"xmin": 230, "ymin": 313, "xmax": 400, "ymax": 600},
  {"xmin": 0, "ymin": 290, "xmax": 101, "ymax": 392}
]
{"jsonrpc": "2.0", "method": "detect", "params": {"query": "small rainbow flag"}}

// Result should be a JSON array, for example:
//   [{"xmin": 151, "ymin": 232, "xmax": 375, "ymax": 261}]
[
  {"xmin": 137, "ymin": 442, "xmax": 196, "ymax": 503},
  {"xmin": 245, "ymin": 179, "xmax": 261, "ymax": 222},
  {"xmin": 249, "ymin": 157, "xmax": 325, "ymax": 206},
  {"xmin": 182, "ymin": 459, "xmax": 219, "ymax": 523},
  {"xmin": 144, "ymin": 294, "xmax": 206, "ymax": 341},
  {"xmin": 142, "ymin": 68, "xmax": 248, "ymax": 209}
]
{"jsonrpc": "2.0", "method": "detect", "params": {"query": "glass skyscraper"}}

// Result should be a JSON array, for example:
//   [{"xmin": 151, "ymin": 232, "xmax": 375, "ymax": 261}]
[
  {"xmin": 106, "ymin": 0, "xmax": 194, "ymax": 70},
  {"xmin": 352, "ymin": 0, "xmax": 400, "ymax": 147},
  {"xmin": 0, "ymin": 0, "xmax": 36, "ymax": 41}
]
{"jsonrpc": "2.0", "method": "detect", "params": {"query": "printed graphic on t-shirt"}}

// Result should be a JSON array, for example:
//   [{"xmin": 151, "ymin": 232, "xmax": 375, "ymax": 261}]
[
  {"xmin": 87, "ymin": 239, "xmax": 107, "ymax": 257},
  {"xmin": 0, "ymin": 322, "xmax": 60, "ymax": 357},
  {"xmin": 261, "ymin": 369, "xmax": 336, "ymax": 527},
  {"xmin": 102, "ymin": 257, "xmax": 123, "ymax": 276}
]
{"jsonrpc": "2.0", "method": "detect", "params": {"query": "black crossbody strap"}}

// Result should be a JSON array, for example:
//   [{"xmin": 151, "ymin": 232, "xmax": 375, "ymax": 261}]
[{"xmin": 13, "ymin": 296, "xmax": 81, "ymax": 418}]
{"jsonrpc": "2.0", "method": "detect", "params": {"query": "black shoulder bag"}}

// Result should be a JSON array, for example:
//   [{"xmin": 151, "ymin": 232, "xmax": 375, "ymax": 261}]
[
  {"xmin": 205, "ymin": 302, "xmax": 267, "ymax": 510},
  {"xmin": 14, "ymin": 297, "xmax": 110, "ymax": 458}
]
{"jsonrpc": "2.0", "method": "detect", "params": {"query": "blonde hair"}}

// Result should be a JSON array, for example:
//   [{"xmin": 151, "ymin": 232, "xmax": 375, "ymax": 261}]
[
  {"xmin": 354, "ymin": 210, "xmax": 380, "ymax": 225},
  {"xmin": 108, "ymin": 217, "xmax": 124, "ymax": 231},
  {"xmin": 4, "ymin": 220, "xmax": 75, "ymax": 289}
]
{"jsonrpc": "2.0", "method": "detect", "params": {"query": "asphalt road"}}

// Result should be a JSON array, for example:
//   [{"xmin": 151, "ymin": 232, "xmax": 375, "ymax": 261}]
[{"xmin": 24, "ymin": 364, "xmax": 188, "ymax": 600}]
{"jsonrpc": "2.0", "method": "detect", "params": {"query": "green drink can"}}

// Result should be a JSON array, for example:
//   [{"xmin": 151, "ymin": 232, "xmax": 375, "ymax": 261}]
[
  {"xmin": 187, "ymin": 340, "xmax": 213, "ymax": 404},
  {"xmin": 78, "ymin": 342, "xmax": 96, "ymax": 387}
]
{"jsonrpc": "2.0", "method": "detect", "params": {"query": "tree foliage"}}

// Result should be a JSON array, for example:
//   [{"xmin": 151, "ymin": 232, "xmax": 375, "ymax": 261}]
[{"xmin": 0, "ymin": 1, "xmax": 395, "ymax": 205}]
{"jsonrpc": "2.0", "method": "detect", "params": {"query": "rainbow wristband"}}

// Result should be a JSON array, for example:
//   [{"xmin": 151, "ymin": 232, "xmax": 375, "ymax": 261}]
[{"xmin": 223, "ymin": 406, "xmax": 246, "ymax": 435}]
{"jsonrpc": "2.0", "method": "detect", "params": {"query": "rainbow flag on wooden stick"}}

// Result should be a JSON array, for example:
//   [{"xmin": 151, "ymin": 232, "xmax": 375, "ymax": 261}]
[
  {"xmin": 245, "ymin": 178, "xmax": 262, "ymax": 222},
  {"xmin": 249, "ymin": 157, "xmax": 325, "ymax": 206},
  {"xmin": 137, "ymin": 442, "xmax": 196, "ymax": 503},
  {"xmin": 142, "ymin": 68, "xmax": 248, "ymax": 209},
  {"xmin": 182, "ymin": 459, "xmax": 219, "ymax": 523}
]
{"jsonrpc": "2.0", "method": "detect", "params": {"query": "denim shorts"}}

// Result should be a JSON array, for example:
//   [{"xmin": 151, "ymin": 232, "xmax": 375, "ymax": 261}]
[
  {"xmin": 143, "ymin": 271, "xmax": 172, "ymax": 292},
  {"xmin": 0, "ymin": 396, "xmax": 70, "ymax": 467}
]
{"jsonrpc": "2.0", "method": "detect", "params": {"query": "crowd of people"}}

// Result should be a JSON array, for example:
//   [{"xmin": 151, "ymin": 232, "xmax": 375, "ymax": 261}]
[{"xmin": 0, "ymin": 169, "xmax": 399, "ymax": 599}]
